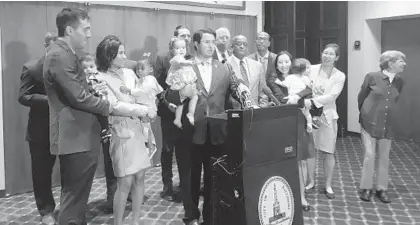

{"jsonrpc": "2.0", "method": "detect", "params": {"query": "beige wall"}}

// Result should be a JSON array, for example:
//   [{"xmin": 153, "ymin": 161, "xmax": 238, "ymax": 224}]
[
  {"xmin": 347, "ymin": 1, "xmax": 420, "ymax": 133},
  {"xmin": 73, "ymin": 1, "xmax": 264, "ymax": 31}
]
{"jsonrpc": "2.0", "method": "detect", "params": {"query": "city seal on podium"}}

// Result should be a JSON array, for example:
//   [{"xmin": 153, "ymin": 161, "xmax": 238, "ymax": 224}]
[{"xmin": 258, "ymin": 176, "xmax": 294, "ymax": 225}]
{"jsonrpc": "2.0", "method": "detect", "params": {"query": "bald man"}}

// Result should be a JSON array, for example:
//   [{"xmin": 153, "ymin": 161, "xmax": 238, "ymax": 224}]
[
  {"xmin": 212, "ymin": 27, "xmax": 232, "ymax": 63},
  {"xmin": 249, "ymin": 31, "xmax": 277, "ymax": 80}
]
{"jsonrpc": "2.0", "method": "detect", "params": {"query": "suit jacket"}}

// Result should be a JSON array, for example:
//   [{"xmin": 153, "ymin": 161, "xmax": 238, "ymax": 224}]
[
  {"xmin": 43, "ymin": 39, "xmax": 111, "ymax": 155},
  {"xmin": 249, "ymin": 51, "xmax": 277, "ymax": 80},
  {"xmin": 309, "ymin": 64, "xmax": 346, "ymax": 124},
  {"xmin": 226, "ymin": 56, "xmax": 268, "ymax": 106},
  {"xmin": 18, "ymin": 57, "xmax": 49, "ymax": 144},
  {"xmin": 154, "ymin": 51, "xmax": 174, "ymax": 120},
  {"xmin": 166, "ymin": 59, "xmax": 240, "ymax": 145}
]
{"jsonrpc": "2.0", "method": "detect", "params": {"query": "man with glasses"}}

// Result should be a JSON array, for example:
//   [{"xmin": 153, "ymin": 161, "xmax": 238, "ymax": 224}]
[
  {"xmin": 212, "ymin": 27, "xmax": 232, "ymax": 64},
  {"xmin": 249, "ymin": 31, "xmax": 277, "ymax": 80}
]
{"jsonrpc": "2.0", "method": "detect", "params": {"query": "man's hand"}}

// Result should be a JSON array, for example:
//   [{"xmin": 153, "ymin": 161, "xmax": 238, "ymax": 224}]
[{"xmin": 120, "ymin": 86, "xmax": 131, "ymax": 94}]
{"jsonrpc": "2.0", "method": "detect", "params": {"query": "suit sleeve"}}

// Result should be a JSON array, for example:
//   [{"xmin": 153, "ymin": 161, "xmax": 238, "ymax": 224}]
[
  {"xmin": 357, "ymin": 73, "xmax": 372, "ymax": 110},
  {"xmin": 154, "ymin": 54, "xmax": 167, "ymax": 89},
  {"xmin": 18, "ymin": 65, "xmax": 48, "ymax": 107},
  {"xmin": 49, "ymin": 53, "xmax": 111, "ymax": 115},
  {"xmin": 225, "ymin": 63, "xmax": 241, "ymax": 102},
  {"xmin": 257, "ymin": 63, "xmax": 269, "ymax": 99}
]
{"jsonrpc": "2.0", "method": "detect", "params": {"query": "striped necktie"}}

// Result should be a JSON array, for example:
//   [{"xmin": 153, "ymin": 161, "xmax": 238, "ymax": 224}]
[{"xmin": 240, "ymin": 60, "xmax": 249, "ymax": 86}]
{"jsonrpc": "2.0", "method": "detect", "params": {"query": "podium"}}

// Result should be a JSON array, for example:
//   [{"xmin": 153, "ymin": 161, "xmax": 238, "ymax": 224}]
[{"xmin": 208, "ymin": 105, "xmax": 303, "ymax": 225}]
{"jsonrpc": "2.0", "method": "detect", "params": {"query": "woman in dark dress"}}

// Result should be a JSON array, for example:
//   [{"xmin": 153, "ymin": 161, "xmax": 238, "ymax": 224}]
[{"xmin": 267, "ymin": 51, "xmax": 314, "ymax": 211}]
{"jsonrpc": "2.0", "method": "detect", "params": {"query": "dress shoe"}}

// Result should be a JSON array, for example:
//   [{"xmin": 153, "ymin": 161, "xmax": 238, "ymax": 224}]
[
  {"xmin": 302, "ymin": 204, "xmax": 310, "ymax": 211},
  {"xmin": 160, "ymin": 189, "xmax": 181, "ymax": 203},
  {"xmin": 376, "ymin": 190, "xmax": 391, "ymax": 203},
  {"xmin": 324, "ymin": 189, "xmax": 335, "ymax": 199},
  {"xmin": 41, "ymin": 214, "xmax": 56, "ymax": 225},
  {"xmin": 359, "ymin": 189, "xmax": 372, "ymax": 202}
]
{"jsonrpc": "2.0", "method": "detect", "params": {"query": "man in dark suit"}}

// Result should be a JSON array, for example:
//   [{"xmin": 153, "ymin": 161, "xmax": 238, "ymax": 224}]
[
  {"xmin": 43, "ymin": 8, "xmax": 152, "ymax": 225},
  {"xmin": 154, "ymin": 25, "xmax": 191, "ymax": 202},
  {"xmin": 18, "ymin": 32, "xmax": 57, "ymax": 225},
  {"xmin": 212, "ymin": 27, "xmax": 232, "ymax": 63},
  {"xmin": 166, "ymin": 28, "xmax": 248, "ymax": 225},
  {"xmin": 248, "ymin": 31, "xmax": 277, "ymax": 80}
]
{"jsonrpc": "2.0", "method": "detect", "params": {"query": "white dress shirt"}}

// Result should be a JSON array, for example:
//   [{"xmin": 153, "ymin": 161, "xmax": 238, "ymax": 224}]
[
  {"xmin": 382, "ymin": 70, "xmax": 396, "ymax": 83},
  {"xmin": 257, "ymin": 51, "xmax": 269, "ymax": 72},
  {"xmin": 196, "ymin": 57, "xmax": 212, "ymax": 92},
  {"xmin": 216, "ymin": 47, "xmax": 229, "ymax": 62},
  {"xmin": 232, "ymin": 55, "xmax": 250, "ymax": 82}
]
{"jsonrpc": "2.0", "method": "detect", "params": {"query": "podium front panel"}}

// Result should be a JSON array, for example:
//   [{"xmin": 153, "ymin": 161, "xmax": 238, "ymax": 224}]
[
  {"xmin": 227, "ymin": 105, "xmax": 299, "ymax": 169},
  {"xmin": 243, "ymin": 158, "xmax": 303, "ymax": 225}
]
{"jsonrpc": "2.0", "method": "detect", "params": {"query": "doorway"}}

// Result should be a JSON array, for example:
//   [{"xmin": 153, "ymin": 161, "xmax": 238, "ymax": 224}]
[
  {"xmin": 382, "ymin": 17, "xmax": 420, "ymax": 142},
  {"xmin": 264, "ymin": 1, "xmax": 348, "ymax": 135}
]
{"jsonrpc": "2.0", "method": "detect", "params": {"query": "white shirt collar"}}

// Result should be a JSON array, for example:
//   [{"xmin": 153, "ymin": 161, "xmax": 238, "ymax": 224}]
[
  {"xmin": 233, "ymin": 55, "xmax": 247, "ymax": 67},
  {"xmin": 382, "ymin": 69, "xmax": 396, "ymax": 82},
  {"xmin": 257, "ymin": 51, "xmax": 269, "ymax": 59},
  {"xmin": 195, "ymin": 56, "xmax": 212, "ymax": 65}
]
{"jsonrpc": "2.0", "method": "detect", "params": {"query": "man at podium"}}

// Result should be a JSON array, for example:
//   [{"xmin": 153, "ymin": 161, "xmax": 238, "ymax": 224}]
[{"xmin": 165, "ymin": 28, "xmax": 251, "ymax": 225}]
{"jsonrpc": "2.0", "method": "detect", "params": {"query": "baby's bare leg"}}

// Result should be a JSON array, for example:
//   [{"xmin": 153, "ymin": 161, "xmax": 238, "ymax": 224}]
[
  {"xmin": 187, "ymin": 94, "xmax": 198, "ymax": 125},
  {"xmin": 302, "ymin": 106, "xmax": 312, "ymax": 133}
]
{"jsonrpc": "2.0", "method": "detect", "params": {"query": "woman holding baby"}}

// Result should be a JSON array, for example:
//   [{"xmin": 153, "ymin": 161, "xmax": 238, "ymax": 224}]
[{"xmin": 95, "ymin": 35, "xmax": 159, "ymax": 225}]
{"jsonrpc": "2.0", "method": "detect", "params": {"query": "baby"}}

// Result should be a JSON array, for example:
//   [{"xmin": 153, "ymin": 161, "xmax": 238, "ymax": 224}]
[
  {"xmin": 275, "ymin": 58, "xmax": 316, "ymax": 132},
  {"xmin": 120, "ymin": 56, "xmax": 163, "ymax": 158},
  {"xmin": 165, "ymin": 37, "xmax": 198, "ymax": 128},
  {"xmin": 79, "ymin": 54, "xmax": 111, "ymax": 142}
]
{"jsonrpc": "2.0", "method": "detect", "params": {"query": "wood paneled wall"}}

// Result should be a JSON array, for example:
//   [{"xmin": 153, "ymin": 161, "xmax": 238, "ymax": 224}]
[{"xmin": 0, "ymin": 1, "xmax": 257, "ymax": 195}]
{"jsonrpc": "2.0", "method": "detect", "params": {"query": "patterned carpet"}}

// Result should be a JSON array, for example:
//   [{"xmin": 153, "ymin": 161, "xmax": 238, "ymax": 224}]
[{"xmin": 0, "ymin": 136, "xmax": 419, "ymax": 225}]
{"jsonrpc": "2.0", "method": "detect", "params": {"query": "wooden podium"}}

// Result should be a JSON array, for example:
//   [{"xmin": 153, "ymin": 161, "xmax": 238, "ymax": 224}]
[{"xmin": 209, "ymin": 105, "xmax": 304, "ymax": 225}]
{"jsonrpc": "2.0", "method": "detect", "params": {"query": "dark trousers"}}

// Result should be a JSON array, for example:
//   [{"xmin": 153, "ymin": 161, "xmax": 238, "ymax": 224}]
[
  {"xmin": 177, "ymin": 123, "xmax": 224, "ymax": 225},
  {"xmin": 58, "ymin": 149, "xmax": 99, "ymax": 225},
  {"xmin": 29, "ymin": 141, "xmax": 56, "ymax": 216},
  {"xmin": 102, "ymin": 141, "xmax": 117, "ymax": 202},
  {"xmin": 160, "ymin": 118, "xmax": 180, "ymax": 190},
  {"xmin": 191, "ymin": 142, "xmax": 224, "ymax": 225}
]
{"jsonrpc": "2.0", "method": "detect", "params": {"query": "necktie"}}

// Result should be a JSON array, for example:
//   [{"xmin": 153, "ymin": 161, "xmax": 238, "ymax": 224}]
[
  {"xmin": 240, "ymin": 60, "xmax": 249, "ymax": 86},
  {"xmin": 221, "ymin": 52, "xmax": 227, "ymax": 64}
]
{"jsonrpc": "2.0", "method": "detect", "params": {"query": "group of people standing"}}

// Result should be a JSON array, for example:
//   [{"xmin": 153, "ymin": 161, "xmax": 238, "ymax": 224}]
[{"xmin": 17, "ymin": 6, "xmax": 407, "ymax": 225}]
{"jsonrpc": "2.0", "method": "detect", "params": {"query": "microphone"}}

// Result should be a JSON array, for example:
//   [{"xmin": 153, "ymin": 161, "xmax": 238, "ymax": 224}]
[
  {"xmin": 262, "ymin": 87, "xmax": 281, "ymax": 106},
  {"xmin": 225, "ymin": 63, "xmax": 253, "ymax": 109}
]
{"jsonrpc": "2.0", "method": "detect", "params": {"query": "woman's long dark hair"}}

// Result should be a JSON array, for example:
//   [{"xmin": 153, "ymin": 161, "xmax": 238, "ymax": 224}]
[
  {"xmin": 274, "ymin": 50, "xmax": 293, "ymax": 80},
  {"xmin": 96, "ymin": 35, "xmax": 122, "ymax": 72}
]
